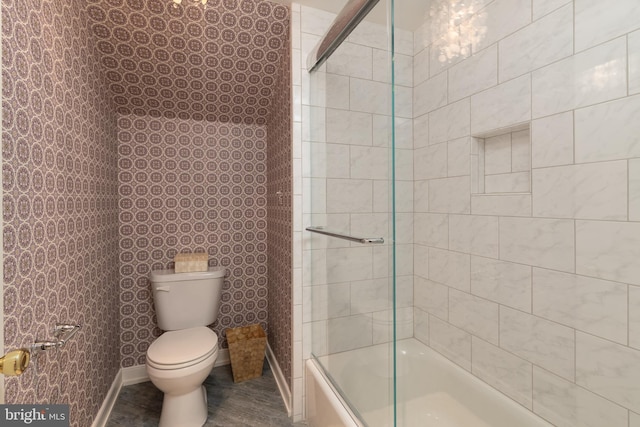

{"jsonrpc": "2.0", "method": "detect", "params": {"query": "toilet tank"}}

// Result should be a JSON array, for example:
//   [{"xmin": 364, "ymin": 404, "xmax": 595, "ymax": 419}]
[{"xmin": 150, "ymin": 267, "xmax": 226, "ymax": 331}]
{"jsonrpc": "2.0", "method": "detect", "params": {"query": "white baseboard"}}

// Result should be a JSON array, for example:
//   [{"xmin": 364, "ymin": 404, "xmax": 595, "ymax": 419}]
[
  {"xmin": 266, "ymin": 342, "xmax": 292, "ymax": 416},
  {"xmin": 215, "ymin": 348, "xmax": 230, "ymax": 367},
  {"xmin": 122, "ymin": 365, "xmax": 149, "ymax": 386},
  {"xmin": 91, "ymin": 369, "xmax": 122, "ymax": 427}
]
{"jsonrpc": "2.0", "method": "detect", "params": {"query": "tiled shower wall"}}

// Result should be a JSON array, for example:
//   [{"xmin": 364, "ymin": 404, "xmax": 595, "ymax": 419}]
[
  {"xmin": 300, "ymin": 9, "xmax": 414, "ymax": 352},
  {"xmin": 117, "ymin": 116, "xmax": 268, "ymax": 367},
  {"xmin": 2, "ymin": 1, "xmax": 120, "ymax": 426},
  {"xmin": 413, "ymin": 0, "xmax": 640, "ymax": 424}
]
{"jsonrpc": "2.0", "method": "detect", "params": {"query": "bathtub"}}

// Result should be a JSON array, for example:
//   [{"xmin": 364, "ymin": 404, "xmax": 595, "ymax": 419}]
[{"xmin": 306, "ymin": 338, "xmax": 553, "ymax": 427}]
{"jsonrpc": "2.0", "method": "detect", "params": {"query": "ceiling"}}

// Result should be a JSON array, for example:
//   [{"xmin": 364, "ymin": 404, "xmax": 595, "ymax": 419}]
[
  {"xmin": 87, "ymin": 0, "xmax": 290, "ymax": 124},
  {"xmin": 270, "ymin": 0, "xmax": 429, "ymax": 31}
]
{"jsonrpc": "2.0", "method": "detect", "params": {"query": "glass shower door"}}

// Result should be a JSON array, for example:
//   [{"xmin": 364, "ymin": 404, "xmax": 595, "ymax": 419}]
[{"xmin": 303, "ymin": 0, "xmax": 406, "ymax": 425}]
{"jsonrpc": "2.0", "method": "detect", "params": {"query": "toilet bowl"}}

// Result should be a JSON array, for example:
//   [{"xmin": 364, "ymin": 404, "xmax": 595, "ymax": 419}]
[
  {"xmin": 145, "ymin": 267, "xmax": 226, "ymax": 427},
  {"xmin": 146, "ymin": 326, "xmax": 219, "ymax": 427}
]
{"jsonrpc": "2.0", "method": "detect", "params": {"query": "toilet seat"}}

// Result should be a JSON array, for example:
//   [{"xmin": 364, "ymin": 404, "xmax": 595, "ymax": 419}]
[{"xmin": 147, "ymin": 327, "xmax": 218, "ymax": 370}]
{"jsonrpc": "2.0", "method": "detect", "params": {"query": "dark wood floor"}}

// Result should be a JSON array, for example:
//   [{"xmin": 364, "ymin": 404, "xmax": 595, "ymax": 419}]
[{"xmin": 106, "ymin": 361, "xmax": 307, "ymax": 427}]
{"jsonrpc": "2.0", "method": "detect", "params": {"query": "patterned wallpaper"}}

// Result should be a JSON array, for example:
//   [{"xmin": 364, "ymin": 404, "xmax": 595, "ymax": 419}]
[
  {"xmin": 87, "ymin": 0, "xmax": 290, "ymax": 125},
  {"xmin": 117, "ymin": 116, "xmax": 268, "ymax": 367},
  {"xmin": 266, "ymin": 45, "xmax": 293, "ymax": 386},
  {"xmin": 4, "ymin": 0, "xmax": 293, "ymax": 423},
  {"xmin": 2, "ymin": 1, "xmax": 120, "ymax": 426}
]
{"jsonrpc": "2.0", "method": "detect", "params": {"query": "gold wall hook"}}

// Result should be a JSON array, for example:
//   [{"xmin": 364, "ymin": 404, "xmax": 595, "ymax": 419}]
[{"xmin": 0, "ymin": 348, "xmax": 31, "ymax": 376}]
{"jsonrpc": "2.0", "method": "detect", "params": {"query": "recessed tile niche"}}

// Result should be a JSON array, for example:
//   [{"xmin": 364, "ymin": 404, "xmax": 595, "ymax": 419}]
[{"xmin": 471, "ymin": 124, "xmax": 531, "ymax": 195}]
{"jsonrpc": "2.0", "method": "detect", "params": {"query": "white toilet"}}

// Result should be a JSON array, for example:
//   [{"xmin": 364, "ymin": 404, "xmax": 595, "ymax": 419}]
[{"xmin": 146, "ymin": 267, "xmax": 226, "ymax": 427}]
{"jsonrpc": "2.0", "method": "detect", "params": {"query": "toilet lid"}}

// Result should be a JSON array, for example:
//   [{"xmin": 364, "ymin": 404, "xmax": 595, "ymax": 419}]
[{"xmin": 147, "ymin": 327, "xmax": 218, "ymax": 366}]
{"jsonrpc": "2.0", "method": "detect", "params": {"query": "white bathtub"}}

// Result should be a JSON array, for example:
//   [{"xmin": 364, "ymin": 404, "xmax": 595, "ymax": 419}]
[{"xmin": 306, "ymin": 338, "xmax": 553, "ymax": 427}]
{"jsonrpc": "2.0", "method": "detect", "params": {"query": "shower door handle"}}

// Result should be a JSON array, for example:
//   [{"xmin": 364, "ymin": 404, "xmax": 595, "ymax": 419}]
[{"xmin": 306, "ymin": 226, "xmax": 384, "ymax": 244}]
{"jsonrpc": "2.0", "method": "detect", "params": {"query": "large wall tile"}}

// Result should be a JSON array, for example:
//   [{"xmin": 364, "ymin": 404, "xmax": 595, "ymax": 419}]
[
  {"xmin": 630, "ymin": 30, "xmax": 640, "ymax": 95},
  {"xmin": 484, "ymin": 133, "xmax": 512, "ymax": 175},
  {"xmin": 632, "ymin": 159, "xmax": 640, "ymax": 222},
  {"xmin": 414, "ymin": 48, "xmax": 430, "ymax": 86},
  {"xmin": 304, "ymin": 284, "xmax": 350, "ymax": 321},
  {"xmin": 373, "ymin": 50, "xmax": 413, "ymax": 87},
  {"xmin": 632, "ymin": 286, "xmax": 640, "ymax": 350},
  {"xmin": 470, "ymin": 0, "xmax": 531, "ymax": 52},
  {"xmin": 326, "ymin": 179, "xmax": 372, "ymax": 213},
  {"xmin": 300, "ymin": 6, "xmax": 333, "ymax": 36},
  {"xmin": 429, "ymin": 316, "xmax": 472, "ymax": 371},
  {"xmin": 414, "ymin": 72, "xmax": 448, "ymax": 117},
  {"xmin": 414, "ymin": 143, "xmax": 448, "ymax": 180},
  {"xmin": 471, "ymin": 194, "xmax": 532, "ymax": 216},
  {"xmin": 428, "ymin": 248, "xmax": 471, "ymax": 292},
  {"xmin": 325, "ymin": 247, "xmax": 373, "ymax": 283},
  {"xmin": 351, "ymin": 278, "xmax": 391, "ymax": 314},
  {"xmin": 533, "ymin": 268, "xmax": 628, "ymax": 344},
  {"xmin": 448, "ymin": 137, "xmax": 471, "ymax": 177},
  {"xmin": 472, "ymin": 337, "xmax": 533, "ymax": 409},
  {"xmin": 429, "ymin": 176, "xmax": 471, "ymax": 214},
  {"xmin": 350, "ymin": 78, "xmax": 391, "ymax": 115},
  {"xmin": 532, "ymin": 38, "xmax": 627, "ymax": 118},
  {"xmin": 485, "ymin": 171, "xmax": 531, "ymax": 193},
  {"xmin": 373, "ymin": 307, "xmax": 413, "ymax": 344},
  {"xmin": 302, "ymin": 106, "xmax": 326, "ymax": 141},
  {"xmin": 449, "ymin": 215, "xmax": 499, "ymax": 258},
  {"xmin": 577, "ymin": 332, "xmax": 640, "ymax": 412},
  {"xmin": 306, "ymin": 142, "xmax": 350, "ymax": 179},
  {"xmin": 531, "ymin": 111, "xmax": 574, "ymax": 168},
  {"xmin": 533, "ymin": 367, "xmax": 629, "ymax": 427},
  {"xmin": 575, "ymin": 94, "xmax": 640, "ymax": 163},
  {"xmin": 499, "ymin": 217, "xmax": 575, "ymax": 273},
  {"xmin": 511, "ymin": 130, "xmax": 531, "ymax": 172},
  {"xmin": 500, "ymin": 307, "xmax": 575, "ymax": 381},
  {"xmin": 430, "ymin": 36, "xmax": 471, "ymax": 77},
  {"xmin": 429, "ymin": 98, "xmax": 471, "ymax": 145},
  {"xmin": 576, "ymin": 221, "xmax": 640, "ymax": 286},
  {"xmin": 414, "ymin": 213, "xmax": 449, "ymax": 249},
  {"xmin": 327, "ymin": 42, "xmax": 373, "ymax": 79},
  {"xmin": 415, "ymin": 276, "xmax": 449, "ymax": 320},
  {"xmin": 326, "ymin": 109, "xmax": 372, "ymax": 145},
  {"xmin": 414, "ymin": 308, "xmax": 430, "ymax": 345},
  {"xmin": 414, "ymin": 180, "xmax": 429, "ymax": 212},
  {"xmin": 575, "ymin": 0, "xmax": 640, "ymax": 52},
  {"xmin": 532, "ymin": 0, "xmax": 572, "ymax": 20},
  {"xmin": 471, "ymin": 256, "xmax": 532, "ymax": 312},
  {"xmin": 327, "ymin": 314, "xmax": 372, "ymax": 353},
  {"xmin": 471, "ymin": 75, "xmax": 531, "ymax": 135},
  {"xmin": 448, "ymin": 44, "xmax": 498, "ymax": 102},
  {"xmin": 449, "ymin": 290, "xmax": 499, "ymax": 344},
  {"xmin": 499, "ymin": 4, "xmax": 573, "ymax": 82},
  {"xmin": 413, "ymin": 114, "xmax": 429, "ymax": 149},
  {"xmin": 414, "ymin": 244, "xmax": 429, "ymax": 279},
  {"xmin": 532, "ymin": 161, "xmax": 628, "ymax": 220},
  {"xmin": 396, "ymin": 149, "xmax": 414, "ymax": 181},
  {"xmin": 350, "ymin": 146, "xmax": 389, "ymax": 180}
]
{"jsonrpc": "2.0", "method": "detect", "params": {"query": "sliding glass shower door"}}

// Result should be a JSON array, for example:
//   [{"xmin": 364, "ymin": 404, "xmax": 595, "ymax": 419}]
[{"xmin": 303, "ymin": 0, "xmax": 410, "ymax": 425}]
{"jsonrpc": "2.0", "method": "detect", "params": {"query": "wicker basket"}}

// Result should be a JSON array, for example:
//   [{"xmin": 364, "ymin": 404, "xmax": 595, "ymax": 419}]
[{"xmin": 226, "ymin": 324, "xmax": 267, "ymax": 383}]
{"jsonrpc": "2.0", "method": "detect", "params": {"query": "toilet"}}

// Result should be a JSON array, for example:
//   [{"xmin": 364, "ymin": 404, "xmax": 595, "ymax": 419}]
[{"xmin": 146, "ymin": 267, "xmax": 226, "ymax": 427}]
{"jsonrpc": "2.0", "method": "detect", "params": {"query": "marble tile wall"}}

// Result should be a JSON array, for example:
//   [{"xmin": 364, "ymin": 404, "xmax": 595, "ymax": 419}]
[{"xmin": 413, "ymin": 0, "xmax": 640, "ymax": 424}]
